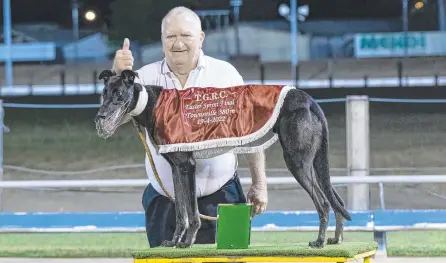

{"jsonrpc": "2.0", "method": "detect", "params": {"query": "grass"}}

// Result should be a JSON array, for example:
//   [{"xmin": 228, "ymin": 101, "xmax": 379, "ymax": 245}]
[
  {"xmin": 131, "ymin": 242, "xmax": 378, "ymax": 259},
  {"xmin": 0, "ymin": 231, "xmax": 444, "ymax": 258}
]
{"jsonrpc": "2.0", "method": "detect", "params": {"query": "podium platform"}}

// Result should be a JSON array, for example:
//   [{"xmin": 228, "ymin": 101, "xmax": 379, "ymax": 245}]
[{"xmin": 132, "ymin": 242, "xmax": 377, "ymax": 263}]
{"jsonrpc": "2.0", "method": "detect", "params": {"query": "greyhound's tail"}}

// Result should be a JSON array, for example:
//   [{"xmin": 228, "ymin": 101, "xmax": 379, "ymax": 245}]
[{"xmin": 311, "ymin": 101, "xmax": 352, "ymax": 221}]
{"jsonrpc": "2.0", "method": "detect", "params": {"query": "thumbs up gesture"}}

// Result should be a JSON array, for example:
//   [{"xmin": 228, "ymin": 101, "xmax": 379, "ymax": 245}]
[{"xmin": 112, "ymin": 38, "xmax": 134, "ymax": 74}]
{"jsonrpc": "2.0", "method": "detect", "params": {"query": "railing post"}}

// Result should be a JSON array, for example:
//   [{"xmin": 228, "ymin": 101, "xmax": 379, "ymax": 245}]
[
  {"xmin": 60, "ymin": 70, "xmax": 66, "ymax": 95},
  {"xmin": 397, "ymin": 61, "xmax": 403, "ymax": 87},
  {"xmin": 346, "ymin": 95, "xmax": 370, "ymax": 211},
  {"xmin": 260, "ymin": 64, "xmax": 265, "ymax": 85},
  {"xmin": 93, "ymin": 70, "xmax": 98, "ymax": 92},
  {"xmin": 295, "ymin": 64, "xmax": 300, "ymax": 88}
]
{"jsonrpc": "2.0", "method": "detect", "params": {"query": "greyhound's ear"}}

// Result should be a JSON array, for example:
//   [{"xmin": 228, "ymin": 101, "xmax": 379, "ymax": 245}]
[
  {"xmin": 121, "ymin": 70, "xmax": 138, "ymax": 85},
  {"xmin": 98, "ymin": 69, "xmax": 114, "ymax": 81},
  {"xmin": 134, "ymin": 83, "xmax": 143, "ymax": 92}
]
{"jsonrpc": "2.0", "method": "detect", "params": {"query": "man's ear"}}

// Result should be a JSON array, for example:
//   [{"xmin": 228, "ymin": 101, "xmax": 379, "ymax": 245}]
[
  {"xmin": 121, "ymin": 70, "xmax": 139, "ymax": 85},
  {"xmin": 98, "ymin": 69, "xmax": 115, "ymax": 83},
  {"xmin": 200, "ymin": 31, "xmax": 205, "ymax": 46}
]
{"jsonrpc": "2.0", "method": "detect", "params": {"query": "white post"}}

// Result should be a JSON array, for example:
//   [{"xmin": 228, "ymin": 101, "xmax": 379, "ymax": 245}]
[{"xmin": 346, "ymin": 95, "xmax": 370, "ymax": 210}]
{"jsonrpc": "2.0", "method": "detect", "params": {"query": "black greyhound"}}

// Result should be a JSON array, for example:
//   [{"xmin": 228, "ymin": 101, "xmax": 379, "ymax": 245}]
[{"xmin": 94, "ymin": 69, "xmax": 352, "ymax": 249}]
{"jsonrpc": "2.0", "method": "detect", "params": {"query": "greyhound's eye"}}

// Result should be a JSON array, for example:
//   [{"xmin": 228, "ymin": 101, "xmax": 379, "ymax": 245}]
[{"xmin": 113, "ymin": 90, "xmax": 123, "ymax": 97}]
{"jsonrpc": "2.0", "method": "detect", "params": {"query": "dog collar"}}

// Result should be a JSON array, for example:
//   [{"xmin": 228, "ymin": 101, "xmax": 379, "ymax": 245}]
[{"xmin": 128, "ymin": 87, "xmax": 148, "ymax": 116}]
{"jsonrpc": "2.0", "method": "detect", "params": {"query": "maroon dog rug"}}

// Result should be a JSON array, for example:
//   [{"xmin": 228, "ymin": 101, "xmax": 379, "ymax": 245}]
[{"xmin": 153, "ymin": 84, "xmax": 294, "ymax": 157}]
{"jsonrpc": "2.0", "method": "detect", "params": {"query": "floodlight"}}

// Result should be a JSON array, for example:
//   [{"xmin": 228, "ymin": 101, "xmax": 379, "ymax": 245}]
[
  {"xmin": 84, "ymin": 10, "xmax": 96, "ymax": 21},
  {"xmin": 278, "ymin": 3, "xmax": 290, "ymax": 17},
  {"xmin": 414, "ymin": 1, "xmax": 424, "ymax": 9},
  {"xmin": 298, "ymin": 5, "xmax": 309, "ymax": 17}
]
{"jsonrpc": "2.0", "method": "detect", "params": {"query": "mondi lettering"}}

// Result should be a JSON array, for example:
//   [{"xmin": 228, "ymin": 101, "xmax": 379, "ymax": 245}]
[{"xmin": 360, "ymin": 33, "xmax": 426, "ymax": 50}]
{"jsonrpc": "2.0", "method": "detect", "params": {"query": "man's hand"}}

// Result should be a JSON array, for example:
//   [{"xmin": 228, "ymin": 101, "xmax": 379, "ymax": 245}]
[
  {"xmin": 245, "ymin": 151, "xmax": 268, "ymax": 216},
  {"xmin": 247, "ymin": 180, "xmax": 268, "ymax": 216},
  {"xmin": 112, "ymin": 38, "xmax": 134, "ymax": 74}
]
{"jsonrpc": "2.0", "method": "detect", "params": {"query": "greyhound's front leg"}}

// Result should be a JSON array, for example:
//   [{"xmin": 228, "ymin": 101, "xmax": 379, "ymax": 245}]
[
  {"xmin": 176, "ymin": 155, "xmax": 200, "ymax": 248},
  {"xmin": 160, "ymin": 153, "xmax": 190, "ymax": 248}
]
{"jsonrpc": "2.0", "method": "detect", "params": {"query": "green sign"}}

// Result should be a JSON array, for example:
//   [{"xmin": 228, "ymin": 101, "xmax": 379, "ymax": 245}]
[
  {"xmin": 355, "ymin": 32, "xmax": 429, "ymax": 57},
  {"xmin": 359, "ymin": 33, "xmax": 426, "ymax": 50}
]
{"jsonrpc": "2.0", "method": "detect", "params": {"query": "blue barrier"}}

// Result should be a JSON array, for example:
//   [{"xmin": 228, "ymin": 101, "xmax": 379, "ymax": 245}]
[
  {"xmin": 3, "ymin": 210, "xmax": 444, "ymax": 232},
  {"xmin": 374, "ymin": 209, "xmax": 446, "ymax": 229},
  {"xmin": 0, "ymin": 211, "xmax": 373, "ymax": 232}
]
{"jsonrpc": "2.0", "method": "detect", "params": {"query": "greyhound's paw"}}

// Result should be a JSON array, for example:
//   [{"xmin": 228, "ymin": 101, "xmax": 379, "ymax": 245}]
[
  {"xmin": 176, "ymin": 242, "xmax": 193, "ymax": 249},
  {"xmin": 161, "ymin": 240, "xmax": 176, "ymax": 247},
  {"xmin": 309, "ymin": 239, "xmax": 325, "ymax": 248},
  {"xmin": 327, "ymin": 237, "xmax": 342, "ymax": 245}
]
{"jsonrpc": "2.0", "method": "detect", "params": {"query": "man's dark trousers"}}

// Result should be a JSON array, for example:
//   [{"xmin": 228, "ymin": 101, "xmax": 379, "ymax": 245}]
[{"xmin": 142, "ymin": 172, "xmax": 246, "ymax": 247}]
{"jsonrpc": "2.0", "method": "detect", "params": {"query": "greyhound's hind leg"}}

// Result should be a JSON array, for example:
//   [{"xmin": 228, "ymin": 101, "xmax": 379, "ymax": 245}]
[
  {"xmin": 278, "ymin": 110, "xmax": 330, "ymax": 248},
  {"xmin": 160, "ymin": 152, "xmax": 193, "ymax": 247},
  {"xmin": 176, "ymin": 155, "xmax": 201, "ymax": 248},
  {"xmin": 285, "ymin": 158, "xmax": 330, "ymax": 248},
  {"xmin": 327, "ymin": 188, "xmax": 345, "ymax": 245}
]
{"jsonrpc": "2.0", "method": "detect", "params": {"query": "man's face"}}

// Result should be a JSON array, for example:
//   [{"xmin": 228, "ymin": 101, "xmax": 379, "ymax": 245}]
[{"xmin": 162, "ymin": 14, "xmax": 204, "ymax": 70}]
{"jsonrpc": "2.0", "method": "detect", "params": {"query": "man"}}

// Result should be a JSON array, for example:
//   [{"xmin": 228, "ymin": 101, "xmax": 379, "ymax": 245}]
[{"xmin": 111, "ymin": 6, "xmax": 268, "ymax": 247}]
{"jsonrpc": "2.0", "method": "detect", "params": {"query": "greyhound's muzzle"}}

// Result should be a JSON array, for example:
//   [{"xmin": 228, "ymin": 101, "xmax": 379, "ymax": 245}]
[
  {"xmin": 95, "ymin": 102, "xmax": 130, "ymax": 139},
  {"xmin": 94, "ymin": 113, "xmax": 106, "ymax": 123}
]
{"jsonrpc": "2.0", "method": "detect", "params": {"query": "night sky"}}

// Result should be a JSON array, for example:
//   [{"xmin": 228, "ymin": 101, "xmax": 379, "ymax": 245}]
[{"xmin": 1, "ymin": 0, "xmax": 405, "ymax": 29}]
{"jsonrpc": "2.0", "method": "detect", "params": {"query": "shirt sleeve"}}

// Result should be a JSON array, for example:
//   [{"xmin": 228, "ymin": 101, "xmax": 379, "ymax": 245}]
[
  {"xmin": 134, "ymin": 68, "xmax": 145, "ymax": 85},
  {"xmin": 231, "ymin": 69, "xmax": 245, "ymax": 86}
]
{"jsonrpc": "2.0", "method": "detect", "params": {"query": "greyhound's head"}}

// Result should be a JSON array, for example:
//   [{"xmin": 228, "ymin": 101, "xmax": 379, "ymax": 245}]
[{"xmin": 95, "ymin": 69, "xmax": 141, "ymax": 138}]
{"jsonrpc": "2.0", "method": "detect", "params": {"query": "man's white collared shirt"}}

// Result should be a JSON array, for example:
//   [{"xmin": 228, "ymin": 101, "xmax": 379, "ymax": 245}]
[{"xmin": 135, "ymin": 51, "xmax": 244, "ymax": 198}]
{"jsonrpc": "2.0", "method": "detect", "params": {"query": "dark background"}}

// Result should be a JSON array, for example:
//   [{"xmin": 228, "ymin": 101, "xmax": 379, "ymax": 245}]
[{"xmin": 2, "ymin": 0, "xmax": 406, "ymax": 27}]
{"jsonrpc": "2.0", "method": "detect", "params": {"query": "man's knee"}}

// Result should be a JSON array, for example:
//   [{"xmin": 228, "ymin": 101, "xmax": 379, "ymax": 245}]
[
  {"xmin": 146, "ymin": 198, "xmax": 175, "ymax": 247},
  {"xmin": 142, "ymin": 185, "xmax": 175, "ymax": 248}
]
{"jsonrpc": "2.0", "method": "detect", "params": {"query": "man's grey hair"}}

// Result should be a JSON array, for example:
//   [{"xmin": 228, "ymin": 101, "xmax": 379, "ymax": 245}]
[{"xmin": 161, "ymin": 6, "xmax": 202, "ymax": 34}]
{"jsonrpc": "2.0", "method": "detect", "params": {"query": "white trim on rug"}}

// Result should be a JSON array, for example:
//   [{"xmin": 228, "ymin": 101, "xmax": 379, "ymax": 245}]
[
  {"xmin": 128, "ymin": 87, "xmax": 148, "ymax": 116},
  {"xmin": 157, "ymin": 85, "xmax": 295, "ymax": 154}
]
